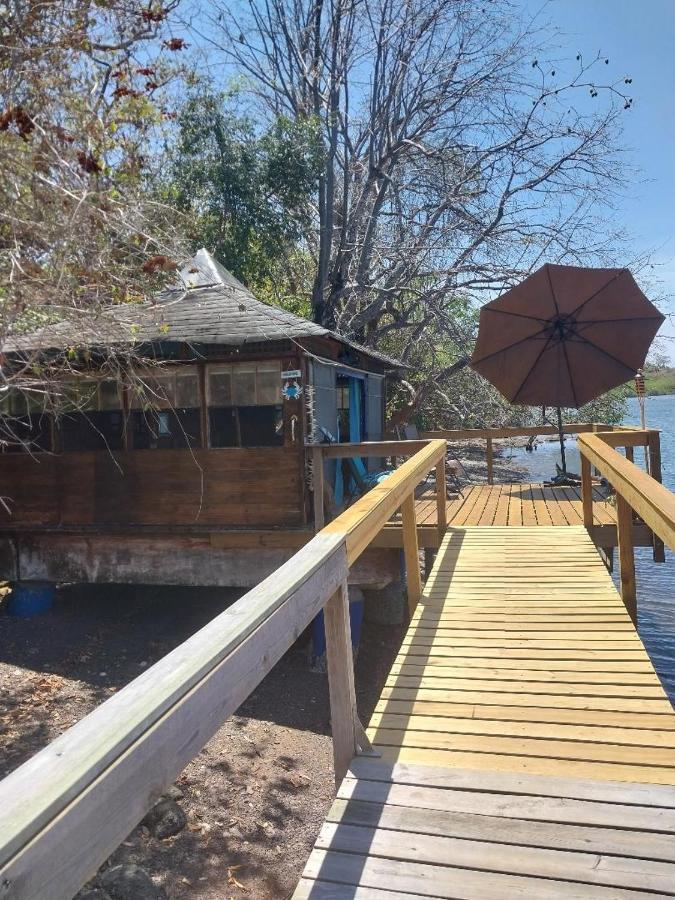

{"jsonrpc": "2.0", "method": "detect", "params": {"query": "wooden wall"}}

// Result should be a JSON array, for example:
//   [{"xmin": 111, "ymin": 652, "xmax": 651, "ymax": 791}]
[{"xmin": 0, "ymin": 448, "xmax": 304, "ymax": 528}]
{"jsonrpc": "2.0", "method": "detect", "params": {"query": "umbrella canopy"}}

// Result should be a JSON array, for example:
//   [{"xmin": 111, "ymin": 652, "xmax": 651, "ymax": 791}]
[{"xmin": 471, "ymin": 264, "xmax": 664, "ymax": 408}]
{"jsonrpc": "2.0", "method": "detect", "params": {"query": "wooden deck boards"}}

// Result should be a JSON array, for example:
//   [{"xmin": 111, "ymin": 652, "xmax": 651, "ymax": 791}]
[
  {"xmin": 295, "ymin": 525, "xmax": 675, "ymax": 899},
  {"xmin": 408, "ymin": 482, "xmax": 616, "ymax": 528}
]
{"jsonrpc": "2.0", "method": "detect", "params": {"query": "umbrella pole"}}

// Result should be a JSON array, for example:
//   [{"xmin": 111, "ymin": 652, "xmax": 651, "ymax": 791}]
[{"xmin": 556, "ymin": 406, "xmax": 567, "ymax": 474}]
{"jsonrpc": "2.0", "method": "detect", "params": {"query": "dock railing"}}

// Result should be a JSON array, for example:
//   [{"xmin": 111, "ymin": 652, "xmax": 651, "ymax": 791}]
[
  {"xmin": 578, "ymin": 433, "xmax": 674, "ymax": 625},
  {"xmin": 422, "ymin": 422, "xmax": 661, "ymax": 486},
  {"xmin": 0, "ymin": 439, "xmax": 447, "ymax": 900}
]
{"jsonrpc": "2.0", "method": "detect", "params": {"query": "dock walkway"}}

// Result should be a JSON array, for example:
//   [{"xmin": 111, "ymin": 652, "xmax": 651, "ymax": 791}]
[{"xmin": 295, "ymin": 525, "xmax": 675, "ymax": 898}]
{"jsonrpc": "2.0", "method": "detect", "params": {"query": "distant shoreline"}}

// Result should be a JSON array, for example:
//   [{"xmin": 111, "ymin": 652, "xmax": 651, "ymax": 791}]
[{"xmin": 643, "ymin": 368, "xmax": 675, "ymax": 396}]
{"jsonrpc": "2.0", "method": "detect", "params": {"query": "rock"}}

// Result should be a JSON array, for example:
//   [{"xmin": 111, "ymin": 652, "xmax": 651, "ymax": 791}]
[
  {"xmin": 75, "ymin": 890, "xmax": 112, "ymax": 900},
  {"xmin": 100, "ymin": 865, "xmax": 167, "ymax": 900},
  {"xmin": 142, "ymin": 799, "xmax": 187, "ymax": 839},
  {"xmin": 161, "ymin": 785, "xmax": 184, "ymax": 801}
]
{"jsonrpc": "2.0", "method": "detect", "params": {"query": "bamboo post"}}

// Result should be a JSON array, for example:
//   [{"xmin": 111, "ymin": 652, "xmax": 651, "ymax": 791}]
[
  {"xmin": 312, "ymin": 446, "xmax": 325, "ymax": 531},
  {"xmin": 648, "ymin": 431, "xmax": 665, "ymax": 563},
  {"xmin": 580, "ymin": 454, "xmax": 593, "ymax": 528},
  {"xmin": 401, "ymin": 492, "xmax": 422, "ymax": 617},
  {"xmin": 323, "ymin": 580, "xmax": 359, "ymax": 786},
  {"xmin": 616, "ymin": 494, "xmax": 637, "ymax": 625},
  {"xmin": 436, "ymin": 459, "xmax": 447, "ymax": 542},
  {"xmin": 486, "ymin": 437, "xmax": 494, "ymax": 485}
]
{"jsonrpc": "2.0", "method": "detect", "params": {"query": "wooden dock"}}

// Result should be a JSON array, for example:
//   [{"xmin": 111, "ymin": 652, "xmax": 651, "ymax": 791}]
[{"xmin": 295, "ymin": 525, "xmax": 675, "ymax": 898}]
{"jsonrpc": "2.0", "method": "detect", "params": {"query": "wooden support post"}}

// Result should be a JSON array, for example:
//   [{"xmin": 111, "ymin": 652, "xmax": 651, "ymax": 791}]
[
  {"xmin": 625, "ymin": 445, "xmax": 634, "ymax": 463},
  {"xmin": 580, "ymin": 454, "xmax": 593, "ymax": 528},
  {"xmin": 436, "ymin": 460, "xmax": 447, "ymax": 541},
  {"xmin": 401, "ymin": 492, "xmax": 422, "ymax": 617},
  {"xmin": 648, "ymin": 431, "xmax": 666, "ymax": 562},
  {"xmin": 486, "ymin": 438, "xmax": 494, "ymax": 485},
  {"xmin": 616, "ymin": 494, "xmax": 637, "ymax": 625},
  {"xmin": 424, "ymin": 548, "xmax": 436, "ymax": 581},
  {"xmin": 324, "ymin": 581, "xmax": 373, "ymax": 786},
  {"xmin": 312, "ymin": 446, "xmax": 325, "ymax": 531}
]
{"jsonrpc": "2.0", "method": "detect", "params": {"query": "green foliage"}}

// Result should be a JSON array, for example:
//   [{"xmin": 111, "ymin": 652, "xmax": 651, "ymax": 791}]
[
  {"xmin": 162, "ymin": 87, "xmax": 322, "ymax": 289},
  {"xmin": 643, "ymin": 367, "xmax": 675, "ymax": 396}
]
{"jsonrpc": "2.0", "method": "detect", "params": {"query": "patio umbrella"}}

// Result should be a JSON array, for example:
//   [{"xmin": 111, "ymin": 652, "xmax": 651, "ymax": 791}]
[{"xmin": 470, "ymin": 264, "xmax": 664, "ymax": 475}]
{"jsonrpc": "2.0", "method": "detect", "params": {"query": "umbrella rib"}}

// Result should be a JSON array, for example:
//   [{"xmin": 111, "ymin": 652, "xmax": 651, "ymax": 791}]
[
  {"xmin": 480, "ymin": 308, "xmax": 549, "ymax": 324},
  {"xmin": 568, "ymin": 331, "xmax": 642, "ymax": 376},
  {"xmin": 546, "ymin": 265, "xmax": 561, "ymax": 316},
  {"xmin": 511, "ymin": 330, "xmax": 558, "ymax": 404},
  {"xmin": 471, "ymin": 325, "xmax": 550, "ymax": 366},
  {"xmin": 567, "ymin": 269, "xmax": 625, "ymax": 318}
]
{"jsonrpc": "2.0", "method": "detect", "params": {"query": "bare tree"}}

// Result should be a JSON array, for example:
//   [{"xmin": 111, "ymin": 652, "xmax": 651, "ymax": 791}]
[
  {"xmin": 196, "ymin": 0, "xmax": 635, "ymax": 422},
  {"xmin": 0, "ymin": 0, "xmax": 191, "ymax": 443}
]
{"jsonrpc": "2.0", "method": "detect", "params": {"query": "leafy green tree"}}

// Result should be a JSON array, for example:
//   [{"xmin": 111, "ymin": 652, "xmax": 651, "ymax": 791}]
[{"xmin": 163, "ymin": 88, "xmax": 321, "ymax": 290}]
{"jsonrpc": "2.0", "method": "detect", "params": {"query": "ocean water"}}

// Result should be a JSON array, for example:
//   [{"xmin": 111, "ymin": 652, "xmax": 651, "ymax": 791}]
[{"xmin": 507, "ymin": 396, "xmax": 675, "ymax": 699}]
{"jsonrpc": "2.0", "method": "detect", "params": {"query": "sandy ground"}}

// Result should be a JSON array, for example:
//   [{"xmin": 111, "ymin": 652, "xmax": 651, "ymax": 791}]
[{"xmin": 0, "ymin": 583, "xmax": 404, "ymax": 899}]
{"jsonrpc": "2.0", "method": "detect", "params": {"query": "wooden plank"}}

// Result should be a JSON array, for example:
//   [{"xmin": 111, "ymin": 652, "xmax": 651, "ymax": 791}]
[
  {"xmin": 647, "ymin": 430, "xmax": 666, "ymax": 561},
  {"xmin": 401, "ymin": 493, "xmax": 422, "ymax": 616},
  {"xmin": 345, "ymin": 758, "xmax": 675, "ymax": 813},
  {"xmin": 324, "ymin": 581, "xmax": 359, "ymax": 785},
  {"xmin": 435, "ymin": 461, "xmax": 447, "ymax": 541},
  {"xmin": 368, "ymin": 712, "xmax": 675, "ymax": 747},
  {"xmin": 312, "ymin": 445, "xmax": 325, "ymax": 530},
  {"xmin": 300, "ymin": 848, "xmax": 665, "ymax": 899},
  {"xmin": 314, "ymin": 821, "xmax": 675, "ymax": 893},
  {"xmin": 326, "ymin": 797, "xmax": 675, "ymax": 861},
  {"xmin": 581, "ymin": 455, "xmax": 593, "ymax": 527},
  {"xmin": 617, "ymin": 493, "xmax": 637, "ymax": 624}
]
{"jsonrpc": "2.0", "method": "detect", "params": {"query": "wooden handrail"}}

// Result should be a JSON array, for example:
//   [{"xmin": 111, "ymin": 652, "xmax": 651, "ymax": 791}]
[
  {"xmin": 0, "ymin": 439, "xmax": 446, "ymax": 900},
  {"xmin": 307, "ymin": 439, "xmax": 429, "ymax": 458},
  {"xmin": 324, "ymin": 439, "xmax": 447, "ymax": 564},
  {"xmin": 579, "ymin": 434, "xmax": 675, "ymax": 550},
  {"xmin": 578, "ymin": 432, "xmax": 673, "ymax": 624}
]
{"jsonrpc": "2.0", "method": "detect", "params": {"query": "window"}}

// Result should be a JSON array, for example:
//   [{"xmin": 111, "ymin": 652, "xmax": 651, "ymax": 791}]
[
  {"xmin": 0, "ymin": 390, "xmax": 52, "ymax": 452},
  {"xmin": 207, "ymin": 362, "xmax": 283, "ymax": 448},
  {"xmin": 130, "ymin": 369, "xmax": 201, "ymax": 450},
  {"xmin": 59, "ymin": 379, "xmax": 124, "ymax": 451}
]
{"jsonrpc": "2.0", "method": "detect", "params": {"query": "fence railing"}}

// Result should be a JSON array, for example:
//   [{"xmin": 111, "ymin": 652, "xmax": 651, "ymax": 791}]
[
  {"xmin": 0, "ymin": 438, "xmax": 447, "ymax": 900},
  {"xmin": 421, "ymin": 423, "xmax": 661, "ymax": 488},
  {"xmin": 578, "ymin": 433, "xmax": 674, "ymax": 625}
]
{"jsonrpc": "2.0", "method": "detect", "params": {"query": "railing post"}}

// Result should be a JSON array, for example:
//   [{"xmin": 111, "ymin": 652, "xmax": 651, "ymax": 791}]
[
  {"xmin": 486, "ymin": 437, "xmax": 494, "ymax": 485},
  {"xmin": 312, "ymin": 446, "xmax": 325, "ymax": 531},
  {"xmin": 648, "ymin": 430, "xmax": 665, "ymax": 562},
  {"xmin": 436, "ymin": 458, "xmax": 447, "ymax": 542},
  {"xmin": 401, "ymin": 492, "xmax": 422, "ymax": 616},
  {"xmin": 625, "ymin": 445, "xmax": 634, "ymax": 463},
  {"xmin": 580, "ymin": 453, "xmax": 593, "ymax": 528},
  {"xmin": 616, "ymin": 494, "xmax": 637, "ymax": 625},
  {"xmin": 324, "ymin": 580, "xmax": 373, "ymax": 786}
]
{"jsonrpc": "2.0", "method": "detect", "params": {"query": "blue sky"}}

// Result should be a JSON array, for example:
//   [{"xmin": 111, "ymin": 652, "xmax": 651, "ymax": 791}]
[{"xmin": 520, "ymin": 0, "xmax": 675, "ymax": 360}]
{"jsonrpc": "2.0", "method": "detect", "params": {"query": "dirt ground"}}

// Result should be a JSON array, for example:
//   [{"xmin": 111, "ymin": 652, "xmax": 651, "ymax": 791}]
[{"xmin": 0, "ymin": 583, "xmax": 405, "ymax": 899}]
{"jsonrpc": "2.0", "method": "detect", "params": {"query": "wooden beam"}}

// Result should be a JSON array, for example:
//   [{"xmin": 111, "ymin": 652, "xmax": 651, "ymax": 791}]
[
  {"xmin": 578, "ymin": 434, "xmax": 675, "ymax": 551},
  {"xmin": 436, "ymin": 461, "xmax": 447, "ymax": 541},
  {"xmin": 312, "ymin": 446, "xmax": 325, "ymax": 530},
  {"xmin": 580, "ymin": 455, "xmax": 593, "ymax": 528},
  {"xmin": 486, "ymin": 438, "xmax": 494, "ymax": 485},
  {"xmin": 422, "ymin": 423, "xmax": 596, "ymax": 441},
  {"xmin": 316, "ymin": 440, "xmax": 429, "ymax": 458},
  {"xmin": 594, "ymin": 431, "xmax": 651, "ymax": 448},
  {"xmin": 401, "ymin": 492, "xmax": 422, "ymax": 617},
  {"xmin": 647, "ymin": 431, "xmax": 666, "ymax": 562},
  {"xmin": 324, "ymin": 580, "xmax": 359, "ymax": 786},
  {"xmin": 616, "ymin": 494, "xmax": 637, "ymax": 625}
]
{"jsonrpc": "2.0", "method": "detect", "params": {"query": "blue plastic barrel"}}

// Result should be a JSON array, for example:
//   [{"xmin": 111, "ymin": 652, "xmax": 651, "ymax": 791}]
[{"xmin": 6, "ymin": 582, "xmax": 55, "ymax": 618}]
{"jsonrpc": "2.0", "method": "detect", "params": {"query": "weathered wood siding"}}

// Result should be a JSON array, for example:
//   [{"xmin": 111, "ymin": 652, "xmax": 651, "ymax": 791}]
[{"xmin": 0, "ymin": 448, "xmax": 303, "ymax": 527}]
